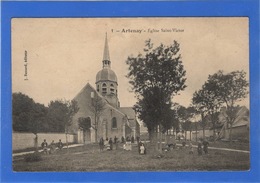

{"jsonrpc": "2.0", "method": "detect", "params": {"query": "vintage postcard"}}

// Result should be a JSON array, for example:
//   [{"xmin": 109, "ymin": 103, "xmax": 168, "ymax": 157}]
[{"xmin": 12, "ymin": 18, "xmax": 249, "ymax": 172}]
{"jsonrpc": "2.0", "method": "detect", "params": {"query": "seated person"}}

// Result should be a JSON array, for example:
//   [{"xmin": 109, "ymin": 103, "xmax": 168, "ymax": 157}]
[
  {"xmin": 125, "ymin": 141, "xmax": 132, "ymax": 151},
  {"xmin": 104, "ymin": 138, "xmax": 110, "ymax": 150},
  {"xmin": 50, "ymin": 140, "xmax": 56, "ymax": 154},
  {"xmin": 162, "ymin": 144, "xmax": 170, "ymax": 151}
]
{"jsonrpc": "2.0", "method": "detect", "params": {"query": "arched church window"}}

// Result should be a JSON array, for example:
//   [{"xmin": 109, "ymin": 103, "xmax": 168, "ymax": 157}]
[
  {"xmin": 102, "ymin": 83, "xmax": 107, "ymax": 94},
  {"xmin": 97, "ymin": 85, "xmax": 100, "ymax": 92},
  {"xmin": 110, "ymin": 84, "xmax": 115, "ymax": 94},
  {"xmin": 112, "ymin": 117, "xmax": 117, "ymax": 129}
]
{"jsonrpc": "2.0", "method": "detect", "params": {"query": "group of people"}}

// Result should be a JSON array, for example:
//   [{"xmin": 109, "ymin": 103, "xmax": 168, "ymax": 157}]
[
  {"xmin": 41, "ymin": 139, "xmax": 63, "ymax": 154},
  {"xmin": 162, "ymin": 138, "xmax": 209, "ymax": 156},
  {"xmin": 197, "ymin": 139, "xmax": 209, "ymax": 155},
  {"xmin": 98, "ymin": 136, "xmax": 146, "ymax": 155},
  {"xmin": 99, "ymin": 136, "xmax": 120, "ymax": 151},
  {"xmin": 186, "ymin": 139, "xmax": 209, "ymax": 155}
]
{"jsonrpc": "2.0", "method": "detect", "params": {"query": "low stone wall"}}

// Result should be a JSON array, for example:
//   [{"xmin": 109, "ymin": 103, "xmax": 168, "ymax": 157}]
[{"xmin": 12, "ymin": 132, "xmax": 77, "ymax": 150}]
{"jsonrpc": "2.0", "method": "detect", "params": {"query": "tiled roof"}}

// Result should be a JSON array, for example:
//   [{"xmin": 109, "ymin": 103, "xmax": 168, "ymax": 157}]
[
  {"xmin": 219, "ymin": 106, "xmax": 249, "ymax": 128},
  {"xmin": 119, "ymin": 107, "xmax": 135, "ymax": 120}
]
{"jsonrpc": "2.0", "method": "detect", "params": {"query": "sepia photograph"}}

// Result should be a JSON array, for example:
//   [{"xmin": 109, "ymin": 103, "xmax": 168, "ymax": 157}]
[{"xmin": 12, "ymin": 18, "xmax": 249, "ymax": 171}]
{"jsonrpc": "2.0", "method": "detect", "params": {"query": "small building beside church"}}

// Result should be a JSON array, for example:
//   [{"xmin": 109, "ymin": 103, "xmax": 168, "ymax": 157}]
[
  {"xmin": 218, "ymin": 106, "xmax": 249, "ymax": 141},
  {"xmin": 68, "ymin": 34, "xmax": 140, "ymax": 143}
]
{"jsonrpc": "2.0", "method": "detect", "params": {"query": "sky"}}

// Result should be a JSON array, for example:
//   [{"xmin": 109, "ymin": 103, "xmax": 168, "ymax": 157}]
[{"xmin": 12, "ymin": 18, "xmax": 249, "ymax": 108}]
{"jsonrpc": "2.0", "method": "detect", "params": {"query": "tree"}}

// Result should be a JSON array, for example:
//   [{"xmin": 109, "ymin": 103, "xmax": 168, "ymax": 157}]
[
  {"xmin": 13, "ymin": 92, "xmax": 35, "ymax": 132},
  {"xmin": 89, "ymin": 93, "xmax": 106, "ymax": 143},
  {"xmin": 134, "ymin": 88, "xmax": 161, "ymax": 143},
  {"xmin": 192, "ymin": 83, "xmax": 222, "ymax": 140},
  {"xmin": 176, "ymin": 106, "xmax": 195, "ymax": 141},
  {"xmin": 126, "ymin": 39, "xmax": 187, "ymax": 152},
  {"xmin": 205, "ymin": 70, "xmax": 248, "ymax": 141},
  {"xmin": 78, "ymin": 117, "xmax": 91, "ymax": 144},
  {"xmin": 12, "ymin": 92, "xmax": 47, "ymax": 152},
  {"xmin": 193, "ymin": 70, "xmax": 249, "ymax": 141},
  {"xmin": 48, "ymin": 99, "xmax": 79, "ymax": 149}
]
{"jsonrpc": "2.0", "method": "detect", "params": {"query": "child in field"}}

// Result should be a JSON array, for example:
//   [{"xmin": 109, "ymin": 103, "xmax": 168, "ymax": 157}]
[
  {"xmin": 41, "ymin": 139, "xmax": 48, "ymax": 154},
  {"xmin": 140, "ymin": 144, "xmax": 145, "ymax": 155}
]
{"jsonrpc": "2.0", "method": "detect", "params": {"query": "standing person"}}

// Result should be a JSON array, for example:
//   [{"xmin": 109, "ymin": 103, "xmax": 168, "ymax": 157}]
[
  {"xmin": 109, "ymin": 138, "xmax": 113, "ymax": 150},
  {"xmin": 197, "ymin": 140, "xmax": 203, "ymax": 156},
  {"xmin": 41, "ymin": 139, "xmax": 48, "ymax": 154},
  {"xmin": 203, "ymin": 140, "xmax": 209, "ymax": 154},
  {"xmin": 99, "ymin": 137, "xmax": 104, "ymax": 152},
  {"xmin": 57, "ymin": 139, "xmax": 63, "ymax": 150},
  {"xmin": 114, "ymin": 136, "xmax": 117, "ymax": 144},
  {"xmin": 131, "ymin": 136, "xmax": 135, "ymax": 143},
  {"xmin": 121, "ymin": 136, "xmax": 125, "ymax": 143}
]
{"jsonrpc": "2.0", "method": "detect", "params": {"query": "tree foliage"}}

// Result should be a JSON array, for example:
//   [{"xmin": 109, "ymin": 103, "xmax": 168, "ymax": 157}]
[
  {"xmin": 12, "ymin": 92, "xmax": 47, "ymax": 133},
  {"xmin": 78, "ymin": 117, "xmax": 91, "ymax": 144},
  {"xmin": 47, "ymin": 99, "xmax": 79, "ymax": 134},
  {"xmin": 126, "ymin": 39, "xmax": 186, "ymax": 98},
  {"xmin": 126, "ymin": 39, "xmax": 187, "ymax": 140},
  {"xmin": 192, "ymin": 70, "xmax": 249, "ymax": 141},
  {"xmin": 12, "ymin": 92, "xmax": 79, "ymax": 134},
  {"xmin": 78, "ymin": 117, "xmax": 91, "ymax": 132}
]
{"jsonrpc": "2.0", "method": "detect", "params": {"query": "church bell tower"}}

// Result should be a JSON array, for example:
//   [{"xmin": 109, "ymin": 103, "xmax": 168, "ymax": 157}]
[{"xmin": 95, "ymin": 34, "xmax": 120, "ymax": 108}]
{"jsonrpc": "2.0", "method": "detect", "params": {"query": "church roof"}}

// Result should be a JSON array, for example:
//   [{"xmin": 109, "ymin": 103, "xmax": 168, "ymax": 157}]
[
  {"xmin": 96, "ymin": 68, "xmax": 117, "ymax": 84},
  {"xmin": 120, "ymin": 107, "xmax": 136, "ymax": 120},
  {"xmin": 74, "ymin": 83, "xmax": 125, "ymax": 117},
  {"xmin": 219, "ymin": 106, "xmax": 249, "ymax": 128}
]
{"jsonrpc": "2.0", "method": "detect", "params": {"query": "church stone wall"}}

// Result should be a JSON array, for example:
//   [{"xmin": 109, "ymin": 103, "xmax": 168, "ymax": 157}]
[{"xmin": 69, "ymin": 84, "xmax": 129, "ymax": 143}]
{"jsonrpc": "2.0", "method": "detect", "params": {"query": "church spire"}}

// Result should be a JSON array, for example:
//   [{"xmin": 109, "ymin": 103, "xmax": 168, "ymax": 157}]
[{"xmin": 102, "ymin": 33, "xmax": 111, "ymax": 68}]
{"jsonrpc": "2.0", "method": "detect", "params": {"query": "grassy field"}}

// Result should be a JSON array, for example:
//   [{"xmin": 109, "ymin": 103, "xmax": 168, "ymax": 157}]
[{"xmin": 13, "ymin": 142, "xmax": 249, "ymax": 171}]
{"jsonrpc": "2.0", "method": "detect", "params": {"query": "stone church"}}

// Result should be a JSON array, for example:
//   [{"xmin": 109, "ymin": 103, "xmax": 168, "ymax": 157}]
[{"xmin": 68, "ymin": 35, "xmax": 140, "ymax": 143}]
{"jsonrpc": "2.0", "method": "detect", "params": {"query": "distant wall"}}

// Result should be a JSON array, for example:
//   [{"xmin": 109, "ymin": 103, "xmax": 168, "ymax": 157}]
[
  {"xmin": 12, "ymin": 132, "xmax": 77, "ymax": 150},
  {"xmin": 191, "ymin": 130, "xmax": 212, "ymax": 141},
  {"xmin": 231, "ymin": 126, "xmax": 249, "ymax": 140}
]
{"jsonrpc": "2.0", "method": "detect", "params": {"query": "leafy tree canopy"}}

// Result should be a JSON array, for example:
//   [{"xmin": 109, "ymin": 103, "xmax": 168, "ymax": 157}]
[
  {"xmin": 78, "ymin": 117, "xmax": 91, "ymax": 132},
  {"xmin": 127, "ymin": 39, "xmax": 187, "ymax": 134}
]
